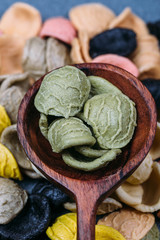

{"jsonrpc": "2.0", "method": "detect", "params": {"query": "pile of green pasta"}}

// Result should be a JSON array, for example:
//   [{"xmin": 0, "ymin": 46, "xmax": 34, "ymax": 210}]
[{"xmin": 34, "ymin": 66, "xmax": 137, "ymax": 171}]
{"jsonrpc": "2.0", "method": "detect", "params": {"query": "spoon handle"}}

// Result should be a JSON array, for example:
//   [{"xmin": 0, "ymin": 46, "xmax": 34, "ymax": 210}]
[{"xmin": 75, "ymin": 187, "xmax": 100, "ymax": 240}]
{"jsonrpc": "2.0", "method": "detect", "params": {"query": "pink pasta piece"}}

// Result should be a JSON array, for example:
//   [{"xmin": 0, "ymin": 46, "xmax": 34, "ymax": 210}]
[
  {"xmin": 92, "ymin": 54, "xmax": 139, "ymax": 77},
  {"xmin": 40, "ymin": 17, "xmax": 77, "ymax": 45}
]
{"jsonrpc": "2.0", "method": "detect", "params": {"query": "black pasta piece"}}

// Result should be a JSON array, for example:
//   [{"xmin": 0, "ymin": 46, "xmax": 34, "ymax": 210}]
[
  {"xmin": 0, "ymin": 194, "xmax": 51, "ymax": 240},
  {"xmin": 32, "ymin": 179, "xmax": 70, "ymax": 208},
  {"xmin": 147, "ymin": 20, "xmax": 160, "ymax": 44},
  {"xmin": 142, "ymin": 79, "xmax": 160, "ymax": 109},
  {"xmin": 89, "ymin": 28, "xmax": 137, "ymax": 58},
  {"xmin": 15, "ymin": 175, "xmax": 41, "ymax": 194}
]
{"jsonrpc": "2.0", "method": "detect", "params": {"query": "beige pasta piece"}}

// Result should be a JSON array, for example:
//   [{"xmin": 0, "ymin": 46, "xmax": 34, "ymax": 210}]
[
  {"xmin": 0, "ymin": 86, "xmax": 25, "ymax": 123},
  {"xmin": 64, "ymin": 197, "xmax": 122, "ymax": 215},
  {"xmin": 22, "ymin": 169, "xmax": 42, "ymax": 179},
  {"xmin": 69, "ymin": 3, "xmax": 115, "ymax": 39},
  {"xmin": 46, "ymin": 38, "xmax": 71, "ymax": 71},
  {"xmin": 78, "ymin": 31, "xmax": 92, "ymax": 62},
  {"xmin": 0, "ymin": 34, "xmax": 24, "ymax": 75},
  {"xmin": 115, "ymin": 162, "xmax": 160, "ymax": 212},
  {"xmin": 150, "ymin": 122, "xmax": 160, "ymax": 160},
  {"xmin": 70, "ymin": 38, "xmax": 85, "ymax": 64},
  {"xmin": 126, "ymin": 153, "xmax": 153, "ymax": 185},
  {"xmin": 98, "ymin": 208, "xmax": 155, "ymax": 240},
  {"xmin": 131, "ymin": 36, "xmax": 160, "ymax": 79},
  {"xmin": 1, "ymin": 124, "xmax": 32, "ymax": 171},
  {"xmin": 31, "ymin": 163, "xmax": 46, "ymax": 179},
  {"xmin": 0, "ymin": 2, "xmax": 42, "ymax": 40},
  {"xmin": 0, "ymin": 177, "xmax": 28, "ymax": 224},
  {"xmin": 115, "ymin": 182, "xmax": 144, "ymax": 205},
  {"xmin": 109, "ymin": 7, "xmax": 149, "ymax": 37},
  {"xmin": 22, "ymin": 37, "xmax": 46, "ymax": 80},
  {"xmin": 0, "ymin": 72, "xmax": 29, "ymax": 92}
]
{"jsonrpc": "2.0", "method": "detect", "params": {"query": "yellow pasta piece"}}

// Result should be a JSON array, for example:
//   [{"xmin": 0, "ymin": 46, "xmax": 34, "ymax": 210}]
[
  {"xmin": 95, "ymin": 225, "xmax": 126, "ymax": 240},
  {"xmin": 0, "ymin": 143, "xmax": 22, "ymax": 180},
  {"xmin": 46, "ymin": 213, "xmax": 126, "ymax": 240},
  {"xmin": 0, "ymin": 105, "xmax": 11, "ymax": 135}
]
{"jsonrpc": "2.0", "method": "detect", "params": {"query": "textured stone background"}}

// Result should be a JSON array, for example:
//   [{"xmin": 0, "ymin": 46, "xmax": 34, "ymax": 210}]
[{"xmin": 0, "ymin": 0, "xmax": 160, "ymax": 22}]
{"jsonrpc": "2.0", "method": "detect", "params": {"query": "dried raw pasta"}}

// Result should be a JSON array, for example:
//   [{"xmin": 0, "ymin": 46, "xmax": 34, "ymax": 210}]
[
  {"xmin": 0, "ymin": 34, "xmax": 24, "ymax": 75},
  {"xmin": 69, "ymin": 3, "xmax": 115, "ymax": 39},
  {"xmin": 0, "ymin": 178, "xmax": 27, "ymax": 224},
  {"xmin": 98, "ymin": 208, "xmax": 155, "ymax": 240},
  {"xmin": 46, "ymin": 38, "xmax": 71, "ymax": 71},
  {"xmin": 0, "ymin": 2, "xmax": 42, "ymax": 40},
  {"xmin": 126, "ymin": 153, "xmax": 153, "ymax": 185},
  {"xmin": 0, "ymin": 105, "xmax": 11, "ymax": 136},
  {"xmin": 109, "ymin": 7, "xmax": 149, "ymax": 37},
  {"xmin": 115, "ymin": 162, "xmax": 160, "ymax": 212},
  {"xmin": 64, "ymin": 197, "xmax": 122, "ymax": 215},
  {"xmin": 22, "ymin": 37, "xmax": 46, "ymax": 80},
  {"xmin": 0, "ymin": 143, "xmax": 22, "ymax": 180},
  {"xmin": 70, "ymin": 37, "xmax": 84, "ymax": 63},
  {"xmin": 150, "ymin": 122, "xmax": 160, "ymax": 160}
]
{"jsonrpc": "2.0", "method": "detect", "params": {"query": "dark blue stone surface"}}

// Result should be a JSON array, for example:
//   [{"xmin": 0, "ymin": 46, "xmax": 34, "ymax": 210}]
[{"xmin": 0, "ymin": 0, "xmax": 160, "ymax": 22}]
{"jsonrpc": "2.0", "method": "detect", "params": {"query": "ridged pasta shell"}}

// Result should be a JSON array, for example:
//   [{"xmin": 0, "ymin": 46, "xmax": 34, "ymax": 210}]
[
  {"xmin": 0, "ymin": 72, "xmax": 29, "ymax": 93},
  {"xmin": 150, "ymin": 122, "xmax": 160, "ymax": 160},
  {"xmin": 98, "ymin": 208, "xmax": 155, "ymax": 240},
  {"xmin": 34, "ymin": 66, "xmax": 91, "ymax": 118},
  {"xmin": 0, "ymin": 86, "xmax": 25, "ymax": 123},
  {"xmin": 0, "ymin": 178, "xmax": 28, "ymax": 224},
  {"xmin": 0, "ymin": 143, "xmax": 22, "ymax": 180},
  {"xmin": 88, "ymin": 75, "xmax": 121, "ymax": 97},
  {"xmin": 83, "ymin": 93, "xmax": 136, "ymax": 149},
  {"xmin": 75, "ymin": 146, "xmax": 108, "ymax": 158},
  {"xmin": 62, "ymin": 148, "xmax": 121, "ymax": 171},
  {"xmin": 126, "ymin": 153, "xmax": 153, "ymax": 185},
  {"xmin": 115, "ymin": 162, "xmax": 160, "ymax": 212},
  {"xmin": 48, "ymin": 117, "xmax": 96, "ymax": 153},
  {"xmin": 69, "ymin": 3, "xmax": 115, "ymax": 39},
  {"xmin": 141, "ymin": 224, "xmax": 160, "ymax": 240},
  {"xmin": 39, "ymin": 113, "xmax": 48, "ymax": 139},
  {"xmin": 1, "ymin": 124, "xmax": 32, "ymax": 170},
  {"xmin": 46, "ymin": 38, "xmax": 71, "ymax": 71},
  {"xmin": 64, "ymin": 197, "xmax": 122, "ymax": 215},
  {"xmin": 22, "ymin": 37, "xmax": 46, "ymax": 80}
]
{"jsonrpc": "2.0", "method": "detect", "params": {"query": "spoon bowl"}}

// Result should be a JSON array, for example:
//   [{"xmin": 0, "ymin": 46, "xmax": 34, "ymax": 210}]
[{"xmin": 17, "ymin": 63, "xmax": 157, "ymax": 240}]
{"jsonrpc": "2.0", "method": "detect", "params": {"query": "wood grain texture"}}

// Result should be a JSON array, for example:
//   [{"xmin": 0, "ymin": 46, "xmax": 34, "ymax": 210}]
[{"xmin": 17, "ymin": 63, "xmax": 157, "ymax": 240}]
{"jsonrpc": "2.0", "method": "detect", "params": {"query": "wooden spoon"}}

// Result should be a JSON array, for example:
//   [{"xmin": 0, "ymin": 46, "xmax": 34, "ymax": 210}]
[{"xmin": 17, "ymin": 63, "xmax": 157, "ymax": 240}]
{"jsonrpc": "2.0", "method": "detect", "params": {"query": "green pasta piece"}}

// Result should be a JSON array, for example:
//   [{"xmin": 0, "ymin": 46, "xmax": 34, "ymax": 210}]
[
  {"xmin": 142, "ymin": 224, "xmax": 160, "ymax": 240},
  {"xmin": 62, "ymin": 148, "xmax": 121, "ymax": 171},
  {"xmin": 48, "ymin": 117, "xmax": 96, "ymax": 153},
  {"xmin": 88, "ymin": 75, "xmax": 122, "ymax": 96},
  {"xmin": 39, "ymin": 113, "xmax": 48, "ymax": 139},
  {"xmin": 75, "ymin": 146, "xmax": 109, "ymax": 158},
  {"xmin": 83, "ymin": 93, "xmax": 136, "ymax": 149},
  {"xmin": 34, "ymin": 66, "xmax": 91, "ymax": 118}
]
